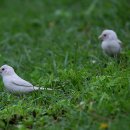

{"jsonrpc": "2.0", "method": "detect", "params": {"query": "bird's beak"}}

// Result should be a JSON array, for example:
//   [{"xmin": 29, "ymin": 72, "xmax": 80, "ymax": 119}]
[
  {"xmin": 0, "ymin": 68, "xmax": 2, "ymax": 74},
  {"xmin": 98, "ymin": 35, "xmax": 102, "ymax": 40}
]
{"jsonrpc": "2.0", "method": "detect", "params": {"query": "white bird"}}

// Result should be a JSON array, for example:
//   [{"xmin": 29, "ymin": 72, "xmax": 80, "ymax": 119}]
[
  {"xmin": 0, "ymin": 65, "xmax": 52, "ymax": 94},
  {"xmin": 98, "ymin": 29, "xmax": 122, "ymax": 57}
]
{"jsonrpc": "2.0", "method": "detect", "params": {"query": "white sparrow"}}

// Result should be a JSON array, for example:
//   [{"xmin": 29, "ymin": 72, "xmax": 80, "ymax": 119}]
[
  {"xmin": 98, "ymin": 29, "xmax": 122, "ymax": 57},
  {"xmin": 0, "ymin": 65, "xmax": 52, "ymax": 94}
]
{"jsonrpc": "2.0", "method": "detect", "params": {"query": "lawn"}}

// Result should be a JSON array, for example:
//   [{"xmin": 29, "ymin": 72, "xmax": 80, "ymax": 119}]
[{"xmin": 0, "ymin": 0, "xmax": 130, "ymax": 129}]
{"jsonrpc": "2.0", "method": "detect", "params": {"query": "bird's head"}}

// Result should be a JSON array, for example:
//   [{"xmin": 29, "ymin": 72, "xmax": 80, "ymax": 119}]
[
  {"xmin": 98, "ymin": 30, "xmax": 118, "ymax": 41},
  {"xmin": 0, "ymin": 65, "xmax": 15, "ymax": 77}
]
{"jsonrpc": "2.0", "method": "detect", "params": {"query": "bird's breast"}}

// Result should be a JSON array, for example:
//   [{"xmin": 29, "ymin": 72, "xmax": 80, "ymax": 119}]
[{"xmin": 101, "ymin": 41, "xmax": 120, "ymax": 52}]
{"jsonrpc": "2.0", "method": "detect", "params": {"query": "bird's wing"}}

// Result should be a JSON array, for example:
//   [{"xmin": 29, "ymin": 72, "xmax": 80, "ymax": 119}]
[
  {"xmin": 117, "ymin": 39, "xmax": 123, "ymax": 48},
  {"xmin": 118, "ymin": 39, "xmax": 122, "ymax": 46},
  {"xmin": 11, "ymin": 75, "xmax": 33, "ymax": 87}
]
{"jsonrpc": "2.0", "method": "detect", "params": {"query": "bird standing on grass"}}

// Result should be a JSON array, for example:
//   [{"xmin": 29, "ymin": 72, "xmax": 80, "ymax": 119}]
[
  {"xmin": 0, "ymin": 65, "xmax": 52, "ymax": 94},
  {"xmin": 98, "ymin": 29, "xmax": 122, "ymax": 57}
]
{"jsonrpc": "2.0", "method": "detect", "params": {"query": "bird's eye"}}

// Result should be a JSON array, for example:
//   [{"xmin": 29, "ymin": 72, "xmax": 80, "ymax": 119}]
[
  {"xmin": 2, "ymin": 68, "xmax": 5, "ymax": 71},
  {"xmin": 103, "ymin": 34, "xmax": 107, "ymax": 37}
]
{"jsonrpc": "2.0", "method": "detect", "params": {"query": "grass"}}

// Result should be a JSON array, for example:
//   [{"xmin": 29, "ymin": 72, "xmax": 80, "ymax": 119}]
[{"xmin": 0, "ymin": 0, "xmax": 130, "ymax": 129}]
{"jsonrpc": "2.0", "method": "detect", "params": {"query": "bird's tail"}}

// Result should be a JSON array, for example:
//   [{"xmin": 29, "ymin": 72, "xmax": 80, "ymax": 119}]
[{"xmin": 33, "ymin": 86, "xmax": 53, "ymax": 91}]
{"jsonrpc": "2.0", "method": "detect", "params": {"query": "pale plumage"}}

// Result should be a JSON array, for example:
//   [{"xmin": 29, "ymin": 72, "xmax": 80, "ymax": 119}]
[
  {"xmin": 98, "ymin": 29, "xmax": 122, "ymax": 57},
  {"xmin": 0, "ymin": 65, "xmax": 52, "ymax": 94}
]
